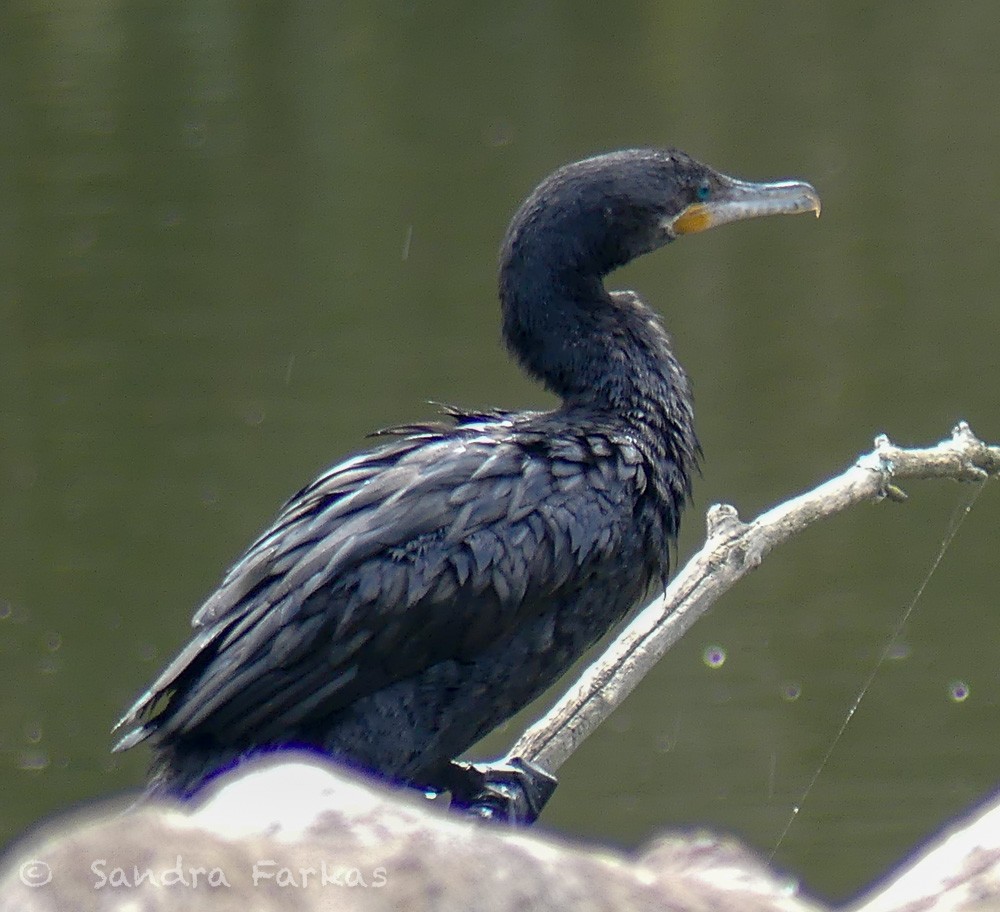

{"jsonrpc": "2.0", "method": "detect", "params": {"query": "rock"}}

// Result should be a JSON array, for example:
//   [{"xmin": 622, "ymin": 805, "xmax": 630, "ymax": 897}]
[{"xmin": 0, "ymin": 752, "xmax": 815, "ymax": 912}]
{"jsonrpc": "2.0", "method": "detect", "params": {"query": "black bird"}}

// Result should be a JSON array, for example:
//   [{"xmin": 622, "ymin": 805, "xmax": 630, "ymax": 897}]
[{"xmin": 115, "ymin": 149, "xmax": 819, "ymax": 818}]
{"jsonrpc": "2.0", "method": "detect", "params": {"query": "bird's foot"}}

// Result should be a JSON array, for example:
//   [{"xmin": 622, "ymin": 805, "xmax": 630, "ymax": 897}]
[{"xmin": 446, "ymin": 756, "xmax": 557, "ymax": 825}]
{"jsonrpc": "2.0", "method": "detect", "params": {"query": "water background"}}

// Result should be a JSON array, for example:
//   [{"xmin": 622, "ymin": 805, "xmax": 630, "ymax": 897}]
[{"xmin": 3, "ymin": 3, "xmax": 1000, "ymax": 902}]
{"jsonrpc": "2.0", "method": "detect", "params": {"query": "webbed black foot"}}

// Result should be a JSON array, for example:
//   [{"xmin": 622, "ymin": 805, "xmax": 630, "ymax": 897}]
[{"xmin": 446, "ymin": 756, "xmax": 557, "ymax": 825}]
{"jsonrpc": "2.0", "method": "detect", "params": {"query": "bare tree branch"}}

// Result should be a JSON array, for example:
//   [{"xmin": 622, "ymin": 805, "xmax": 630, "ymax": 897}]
[{"xmin": 511, "ymin": 422, "xmax": 1000, "ymax": 773}]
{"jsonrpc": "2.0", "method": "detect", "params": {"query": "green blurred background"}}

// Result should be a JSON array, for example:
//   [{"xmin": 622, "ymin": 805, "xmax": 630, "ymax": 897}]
[{"xmin": 2, "ymin": 1, "xmax": 999, "ymax": 902}]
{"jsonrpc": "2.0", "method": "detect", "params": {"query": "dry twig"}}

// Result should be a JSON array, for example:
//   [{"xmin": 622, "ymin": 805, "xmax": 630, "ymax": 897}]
[{"xmin": 512, "ymin": 422, "xmax": 1000, "ymax": 773}]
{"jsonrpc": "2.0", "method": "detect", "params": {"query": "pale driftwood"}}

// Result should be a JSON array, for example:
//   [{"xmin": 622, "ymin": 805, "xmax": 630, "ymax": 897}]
[
  {"xmin": 3, "ymin": 755, "xmax": 1000, "ymax": 912},
  {"xmin": 0, "ymin": 756, "xmax": 827, "ymax": 912},
  {"xmin": 511, "ymin": 422, "xmax": 1000, "ymax": 773},
  {"xmin": 853, "ymin": 783, "xmax": 1000, "ymax": 912}
]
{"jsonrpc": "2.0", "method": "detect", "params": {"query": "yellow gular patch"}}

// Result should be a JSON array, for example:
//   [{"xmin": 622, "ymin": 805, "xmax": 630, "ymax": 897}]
[{"xmin": 671, "ymin": 203, "xmax": 714, "ymax": 235}]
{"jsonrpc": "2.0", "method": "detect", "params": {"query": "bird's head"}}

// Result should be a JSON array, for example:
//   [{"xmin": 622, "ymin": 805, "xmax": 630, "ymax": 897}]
[{"xmin": 500, "ymin": 148, "xmax": 820, "ymax": 282}]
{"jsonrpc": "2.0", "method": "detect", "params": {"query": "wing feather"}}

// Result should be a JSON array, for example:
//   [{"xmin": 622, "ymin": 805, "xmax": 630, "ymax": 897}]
[{"xmin": 114, "ymin": 416, "xmax": 647, "ymax": 750}]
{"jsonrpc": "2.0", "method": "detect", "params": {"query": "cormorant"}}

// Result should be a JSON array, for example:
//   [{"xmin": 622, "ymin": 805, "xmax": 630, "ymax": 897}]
[{"xmin": 114, "ymin": 149, "xmax": 819, "ymax": 820}]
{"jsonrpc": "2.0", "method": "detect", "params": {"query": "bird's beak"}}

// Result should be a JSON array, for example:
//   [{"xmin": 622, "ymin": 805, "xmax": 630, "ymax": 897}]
[{"xmin": 668, "ymin": 176, "xmax": 821, "ymax": 236}]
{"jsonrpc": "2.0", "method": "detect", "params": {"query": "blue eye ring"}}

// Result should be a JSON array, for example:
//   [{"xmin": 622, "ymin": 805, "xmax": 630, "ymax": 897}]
[{"xmin": 695, "ymin": 180, "xmax": 712, "ymax": 202}]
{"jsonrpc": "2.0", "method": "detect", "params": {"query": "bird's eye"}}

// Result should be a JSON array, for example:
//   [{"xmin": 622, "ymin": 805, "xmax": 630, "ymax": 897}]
[{"xmin": 695, "ymin": 180, "xmax": 712, "ymax": 202}]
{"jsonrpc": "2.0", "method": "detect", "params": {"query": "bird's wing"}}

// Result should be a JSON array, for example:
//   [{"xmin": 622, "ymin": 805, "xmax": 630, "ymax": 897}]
[{"xmin": 113, "ymin": 420, "xmax": 649, "ymax": 748}]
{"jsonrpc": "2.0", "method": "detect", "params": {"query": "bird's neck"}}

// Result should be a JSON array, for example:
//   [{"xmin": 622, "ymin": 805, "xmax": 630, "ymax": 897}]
[
  {"xmin": 504, "ymin": 265, "xmax": 686, "ymax": 404},
  {"xmin": 501, "ymin": 269, "xmax": 699, "ymax": 534},
  {"xmin": 500, "ymin": 266, "xmax": 697, "ymax": 496}
]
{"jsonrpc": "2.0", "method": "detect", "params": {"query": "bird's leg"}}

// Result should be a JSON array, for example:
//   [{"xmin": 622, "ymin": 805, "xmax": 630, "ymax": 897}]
[{"xmin": 445, "ymin": 756, "xmax": 558, "ymax": 825}]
